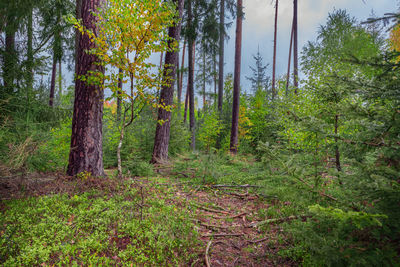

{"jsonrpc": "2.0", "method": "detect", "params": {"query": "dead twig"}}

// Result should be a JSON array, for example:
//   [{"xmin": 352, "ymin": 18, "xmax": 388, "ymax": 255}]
[
  {"xmin": 210, "ymin": 184, "xmax": 260, "ymax": 189},
  {"xmin": 193, "ymin": 204, "xmax": 230, "ymax": 214},
  {"xmin": 252, "ymin": 215, "xmax": 310, "ymax": 227},
  {"xmin": 202, "ymin": 233, "xmax": 245, "ymax": 237},
  {"xmin": 205, "ymin": 241, "xmax": 212, "ymax": 267},
  {"xmin": 213, "ymin": 212, "xmax": 248, "ymax": 219}
]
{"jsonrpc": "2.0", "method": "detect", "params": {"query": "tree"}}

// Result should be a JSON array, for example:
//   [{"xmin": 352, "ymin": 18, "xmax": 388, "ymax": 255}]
[
  {"xmin": 151, "ymin": 0, "xmax": 184, "ymax": 164},
  {"xmin": 69, "ymin": 0, "xmax": 178, "ymax": 176},
  {"xmin": 218, "ymin": 0, "xmax": 225, "ymax": 114},
  {"xmin": 271, "ymin": 0, "xmax": 278, "ymax": 97},
  {"xmin": 229, "ymin": 0, "xmax": 243, "ymax": 154},
  {"xmin": 293, "ymin": 0, "xmax": 298, "ymax": 91},
  {"xmin": 245, "ymin": 46, "xmax": 270, "ymax": 93},
  {"xmin": 187, "ymin": 0, "xmax": 196, "ymax": 150},
  {"xmin": 67, "ymin": 0, "xmax": 105, "ymax": 177}
]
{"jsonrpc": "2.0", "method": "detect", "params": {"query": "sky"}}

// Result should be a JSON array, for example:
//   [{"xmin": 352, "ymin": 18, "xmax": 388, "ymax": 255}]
[
  {"xmin": 223, "ymin": 0, "xmax": 397, "ymax": 92},
  {"xmin": 59, "ymin": 0, "xmax": 397, "ymax": 103}
]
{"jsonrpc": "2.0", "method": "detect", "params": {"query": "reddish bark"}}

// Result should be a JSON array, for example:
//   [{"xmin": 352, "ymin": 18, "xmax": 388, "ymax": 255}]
[
  {"xmin": 229, "ymin": 0, "xmax": 243, "ymax": 154},
  {"xmin": 286, "ymin": 19, "xmax": 294, "ymax": 95},
  {"xmin": 67, "ymin": 0, "xmax": 105, "ymax": 177},
  {"xmin": 218, "ymin": 0, "xmax": 225, "ymax": 113},
  {"xmin": 49, "ymin": 55, "xmax": 57, "ymax": 107},
  {"xmin": 293, "ymin": 0, "xmax": 298, "ymax": 92},
  {"xmin": 151, "ymin": 0, "xmax": 184, "ymax": 163},
  {"xmin": 272, "ymin": 0, "xmax": 278, "ymax": 97},
  {"xmin": 178, "ymin": 41, "xmax": 186, "ymax": 113}
]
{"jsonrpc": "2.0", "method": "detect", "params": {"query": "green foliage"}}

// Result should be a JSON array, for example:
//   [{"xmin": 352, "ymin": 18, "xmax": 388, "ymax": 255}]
[
  {"xmin": 0, "ymin": 181, "xmax": 199, "ymax": 265},
  {"xmin": 198, "ymin": 110, "xmax": 223, "ymax": 151}
]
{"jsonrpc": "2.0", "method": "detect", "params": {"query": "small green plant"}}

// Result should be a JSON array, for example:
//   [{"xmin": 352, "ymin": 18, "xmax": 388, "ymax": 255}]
[{"xmin": 76, "ymin": 170, "xmax": 92, "ymax": 180}]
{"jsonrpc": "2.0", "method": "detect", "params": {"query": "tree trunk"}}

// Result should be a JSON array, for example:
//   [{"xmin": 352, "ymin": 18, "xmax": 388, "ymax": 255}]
[
  {"xmin": 229, "ymin": 0, "xmax": 243, "ymax": 154},
  {"xmin": 272, "ymin": 0, "xmax": 278, "ymax": 98},
  {"xmin": 334, "ymin": 114, "xmax": 341, "ymax": 172},
  {"xmin": 67, "ymin": 0, "xmax": 105, "ymax": 177},
  {"xmin": 75, "ymin": 0, "xmax": 82, "ymax": 76},
  {"xmin": 3, "ymin": 16, "xmax": 16, "ymax": 94},
  {"xmin": 183, "ymin": 84, "xmax": 189, "ymax": 123},
  {"xmin": 49, "ymin": 54, "xmax": 57, "ymax": 107},
  {"xmin": 293, "ymin": 0, "xmax": 298, "ymax": 92},
  {"xmin": 285, "ymin": 19, "xmax": 294, "ymax": 96},
  {"xmin": 27, "ymin": 9, "xmax": 34, "ymax": 100},
  {"xmin": 58, "ymin": 59, "xmax": 62, "ymax": 99},
  {"xmin": 213, "ymin": 53, "xmax": 217, "ymax": 107},
  {"xmin": 218, "ymin": 0, "xmax": 225, "ymax": 113},
  {"xmin": 117, "ymin": 68, "xmax": 122, "ymax": 121},
  {"xmin": 189, "ymin": 40, "xmax": 196, "ymax": 151},
  {"xmin": 151, "ymin": 0, "xmax": 184, "ymax": 164},
  {"xmin": 202, "ymin": 48, "xmax": 206, "ymax": 108},
  {"xmin": 178, "ymin": 41, "xmax": 186, "ymax": 114}
]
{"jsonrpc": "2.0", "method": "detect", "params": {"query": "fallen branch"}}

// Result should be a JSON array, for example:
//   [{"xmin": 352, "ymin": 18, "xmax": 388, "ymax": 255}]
[
  {"xmin": 205, "ymin": 241, "xmax": 212, "ymax": 267},
  {"xmin": 212, "ymin": 212, "xmax": 247, "ymax": 219},
  {"xmin": 202, "ymin": 233, "xmax": 245, "ymax": 237},
  {"xmin": 210, "ymin": 184, "xmax": 261, "ymax": 189},
  {"xmin": 200, "ymin": 223, "xmax": 229, "ymax": 230}
]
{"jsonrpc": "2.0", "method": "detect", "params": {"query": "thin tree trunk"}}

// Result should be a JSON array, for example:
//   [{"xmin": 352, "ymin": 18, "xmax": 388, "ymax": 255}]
[
  {"xmin": 117, "ymin": 112, "xmax": 125, "ymax": 176},
  {"xmin": 151, "ymin": 0, "xmax": 184, "ymax": 164},
  {"xmin": 202, "ymin": 49, "xmax": 206, "ymax": 108},
  {"xmin": 213, "ymin": 53, "xmax": 217, "ymax": 107},
  {"xmin": 117, "ymin": 68, "xmax": 122, "ymax": 121},
  {"xmin": 27, "ymin": 9, "xmax": 34, "ymax": 100},
  {"xmin": 178, "ymin": 41, "xmax": 186, "ymax": 113},
  {"xmin": 58, "ymin": 59, "xmax": 62, "ymax": 99},
  {"xmin": 188, "ymin": 0, "xmax": 196, "ymax": 151},
  {"xmin": 218, "ymin": 0, "xmax": 225, "ymax": 113},
  {"xmin": 293, "ymin": 0, "xmax": 298, "ymax": 92},
  {"xmin": 229, "ymin": 0, "xmax": 243, "ymax": 154},
  {"xmin": 49, "ymin": 54, "xmax": 57, "ymax": 107},
  {"xmin": 189, "ymin": 40, "xmax": 196, "ymax": 151},
  {"xmin": 334, "ymin": 114, "xmax": 341, "ymax": 172},
  {"xmin": 3, "ymin": 16, "xmax": 16, "ymax": 94},
  {"xmin": 183, "ymin": 85, "xmax": 189, "ymax": 123},
  {"xmin": 272, "ymin": 0, "xmax": 278, "ymax": 98},
  {"xmin": 67, "ymin": 0, "xmax": 105, "ymax": 177},
  {"xmin": 286, "ymin": 19, "xmax": 294, "ymax": 96}
]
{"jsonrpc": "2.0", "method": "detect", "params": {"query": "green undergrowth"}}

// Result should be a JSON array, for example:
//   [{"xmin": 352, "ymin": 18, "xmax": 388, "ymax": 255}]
[
  {"xmin": 0, "ymin": 178, "xmax": 200, "ymax": 266},
  {"xmin": 171, "ymin": 151, "xmax": 399, "ymax": 266}
]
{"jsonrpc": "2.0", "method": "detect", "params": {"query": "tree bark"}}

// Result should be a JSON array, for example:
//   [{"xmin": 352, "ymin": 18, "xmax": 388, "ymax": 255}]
[
  {"xmin": 189, "ymin": 39, "xmax": 196, "ymax": 151},
  {"xmin": 202, "ymin": 48, "xmax": 206, "ymax": 108},
  {"xmin": 58, "ymin": 59, "xmax": 62, "ymax": 99},
  {"xmin": 49, "ymin": 54, "xmax": 57, "ymax": 107},
  {"xmin": 272, "ymin": 0, "xmax": 278, "ymax": 98},
  {"xmin": 117, "ymin": 68, "xmax": 122, "ymax": 121},
  {"xmin": 183, "ymin": 84, "xmax": 189, "ymax": 123},
  {"xmin": 3, "ymin": 16, "xmax": 16, "ymax": 94},
  {"xmin": 334, "ymin": 114, "xmax": 341, "ymax": 172},
  {"xmin": 75, "ymin": 0, "xmax": 82, "ymax": 76},
  {"xmin": 27, "ymin": 9, "xmax": 34, "ymax": 100},
  {"xmin": 285, "ymin": 20, "xmax": 294, "ymax": 96},
  {"xmin": 218, "ymin": 0, "xmax": 225, "ymax": 113},
  {"xmin": 151, "ymin": 0, "xmax": 184, "ymax": 164},
  {"xmin": 229, "ymin": 0, "xmax": 243, "ymax": 154},
  {"xmin": 293, "ymin": 0, "xmax": 298, "ymax": 92},
  {"xmin": 178, "ymin": 41, "xmax": 186, "ymax": 114},
  {"xmin": 67, "ymin": 0, "xmax": 105, "ymax": 177}
]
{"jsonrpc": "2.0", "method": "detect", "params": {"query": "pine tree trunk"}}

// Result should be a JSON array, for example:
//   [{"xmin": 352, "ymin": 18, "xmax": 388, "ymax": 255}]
[
  {"xmin": 334, "ymin": 114, "xmax": 341, "ymax": 172},
  {"xmin": 151, "ymin": 0, "xmax": 184, "ymax": 164},
  {"xmin": 67, "ymin": 0, "xmax": 105, "ymax": 177},
  {"xmin": 218, "ymin": 0, "xmax": 225, "ymax": 113},
  {"xmin": 213, "ymin": 53, "xmax": 217, "ymax": 107},
  {"xmin": 49, "ymin": 54, "xmax": 57, "ymax": 107},
  {"xmin": 229, "ymin": 0, "xmax": 243, "ymax": 154},
  {"xmin": 3, "ymin": 16, "xmax": 16, "ymax": 94},
  {"xmin": 183, "ymin": 85, "xmax": 189, "ymax": 123},
  {"xmin": 189, "ymin": 40, "xmax": 196, "ymax": 151},
  {"xmin": 272, "ymin": 0, "xmax": 278, "ymax": 98},
  {"xmin": 75, "ymin": 0, "xmax": 82, "ymax": 76},
  {"xmin": 202, "ymin": 49, "xmax": 206, "ymax": 108},
  {"xmin": 58, "ymin": 59, "xmax": 62, "ymax": 99},
  {"xmin": 293, "ymin": 0, "xmax": 298, "ymax": 92},
  {"xmin": 27, "ymin": 9, "xmax": 34, "ymax": 100},
  {"xmin": 286, "ymin": 19, "xmax": 294, "ymax": 95},
  {"xmin": 178, "ymin": 41, "xmax": 186, "ymax": 114}
]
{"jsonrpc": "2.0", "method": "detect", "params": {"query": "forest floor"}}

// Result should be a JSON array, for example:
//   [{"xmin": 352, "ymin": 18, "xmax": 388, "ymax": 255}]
[{"xmin": 0, "ymin": 158, "xmax": 298, "ymax": 266}]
